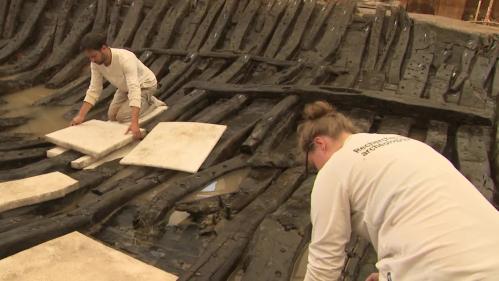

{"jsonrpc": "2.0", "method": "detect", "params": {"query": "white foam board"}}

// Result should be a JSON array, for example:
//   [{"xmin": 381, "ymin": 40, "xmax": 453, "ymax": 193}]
[
  {"xmin": 0, "ymin": 232, "xmax": 178, "ymax": 281},
  {"xmin": 120, "ymin": 122, "xmax": 226, "ymax": 173},
  {"xmin": 45, "ymin": 120, "xmax": 142, "ymax": 158},
  {"xmin": 0, "ymin": 172, "xmax": 79, "ymax": 213},
  {"xmin": 46, "ymin": 147, "xmax": 69, "ymax": 158}
]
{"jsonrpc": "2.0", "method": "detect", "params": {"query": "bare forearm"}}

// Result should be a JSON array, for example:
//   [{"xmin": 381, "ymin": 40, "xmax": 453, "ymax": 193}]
[
  {"xmin": 78, "ymin": 102, "xmax": 93, "ymax": 117},
  {"xmin": 130, "ymin": 106, "xmax": 140, "ymax": 125}
]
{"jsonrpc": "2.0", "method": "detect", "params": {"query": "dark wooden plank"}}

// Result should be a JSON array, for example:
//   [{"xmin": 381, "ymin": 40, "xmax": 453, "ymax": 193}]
[
  {"xmin": 0, "ymin": 147, "xmax": 48, "ymax": 168},
  {"xmin": 46, "ymin": 54, "xmax": 88, "ymax": 89},
  {"xmin": 228, "ymin": 0, "xmax": 261, "ymax": 51},
  {"xmin": 193, "ymin": 94, "xmax": 249, "ymax": 124},
  {"xmin": 456, "ymin": 125, "xmax": 495, "ymax": 202},
  {"xmin": 397, "ymin": 52, "xmax": 434, "ymax": 97},
  {"xmin": 92, "ymin": 0, "xmax": 108, "ymax": 33},
  {"xmin": 0, "ymin": 116, "xmax": 30, "ymax": 130},
  {"xmin": 179, "ymin": 167, "xmax": 306, "ymax": 281},
  {"xmin": 3, "ymin": 0, "xmax": 23, "ymax": 39},
  {"xmin": 34, "ymin": 75, "xmax": 90, "ymax": 106},
  {"xmin": 54, "ymin": 0, "xmax": 76, "ymax": 45},
  {"xmin": 451, "ymin": 38, "xmax": 479, "ymax": 91},
  {"xmin": 200, "ymin": 0, "xmax": 239, "ymax": 52},
  {"xmin": 107, "ymin": 0, "xmax": 122, "ymax": 43},
  {"xmin": 275, "ymin": 0, "xmax": 315, "ymax": 60},
  {"xmin": 458, "ymin": 80, "xmax": 488, "ymax": 109},
  {"xmin": 376, "ymin": 115, "xmax": 414, "ymax": 136},
  {"xmin": 0, "ymin": 0, "xmax": 9, "ymax": 36},
  {"xmin": 425, "ymin": 120, "xmax": 448, "ymax": 154},
  {"xmin": 0, "ymin": 0, "xmax": 49, "ymax": 62},
  {"xmin": 131, "ymin": 0, "xmax": 171, "ymax": 49},
  {"xmin": 387, "ymin": 10, "xmax": 412, "ymax": 84},
  {"xmin": 246, "ymin": 0, "xmax": 288, "ymax": 55},
  {"xmin": 242, "ymin": 95, "xmax": 300, "ymax": 153},
  {"xmin": 240, "ymin": 176, "xmax": 314, "ymax": 281},
  {"xmin": 363, "ymin": 6, "xmax": 386, "ymax": 72},
  {"xmin": 176, "ymin": 0, "xmax": 209, "ymax": 50},
  {"xmin": 348, "ymin": 108, "xmax": 375, "ymax": 133},
  {"xmin": 376, "ymin": 6, "xmax": 400, "ymax": 71},
  {"xmin": 264, "ymin": 0, "xmax": 302, "ymax": 58},
  {"xmin": 313, "ymin": 0, "xmax": 356, "ymax": 62},
  {"xmin": 469, "ymin": 44, "xmax": 498, "ymax": 93},
  {"xmin": 429, "ymin": 63, "xmax": 456, "ymax": 102},
  {"xmin": 188, "ymin": 0, "xmax": 226, "ymax": 51},
  {"xmin": 113, "ymin": 0, "xmax": 145, "ymax": 47},
  {"xmin": 493, "ymin": 59, "xmax": 499, "ymax": 97},
  {"xmin": 151, "ymin": 1, "xmax": 189, "ymax": 48},
  {"xmin": 301, "ymin": 0, "xmax": 335, "ymax": 50}
]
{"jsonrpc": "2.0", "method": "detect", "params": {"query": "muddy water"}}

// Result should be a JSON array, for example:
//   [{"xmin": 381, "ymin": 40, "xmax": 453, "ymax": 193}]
[{"xmin": 0, "ymin": 85, "xmax": 72, "ymax": 136}]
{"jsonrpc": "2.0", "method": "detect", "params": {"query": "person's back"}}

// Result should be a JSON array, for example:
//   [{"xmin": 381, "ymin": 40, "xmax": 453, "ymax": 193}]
[{"xmin": 327, "ymin": 133, "xmax": 499, "ymax": 280}]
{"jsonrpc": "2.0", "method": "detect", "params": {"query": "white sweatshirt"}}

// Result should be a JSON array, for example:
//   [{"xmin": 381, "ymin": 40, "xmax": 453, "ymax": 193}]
[
  {"xmin": 84, "ymin": 48, "xmax": 157, "ymax": 108},
  {"xmin": 305, "ymin": 133, "xmax": 499, "ymax": 281}
]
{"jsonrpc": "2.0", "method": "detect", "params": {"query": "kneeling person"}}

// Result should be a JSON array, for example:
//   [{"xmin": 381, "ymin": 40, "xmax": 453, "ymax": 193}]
[{"xmin": 71, "ymin": 32, "xmax": 164, "ymax": 139}]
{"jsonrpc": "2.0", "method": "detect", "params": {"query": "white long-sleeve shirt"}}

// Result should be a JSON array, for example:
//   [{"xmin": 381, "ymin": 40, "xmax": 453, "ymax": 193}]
[
  {"xmin": 83, "ymin": 48, "xmax": 157, "ymax": 108},
  {"xmin": 305, "ymin": 133, "xmax": 499, "ymax": 281}
]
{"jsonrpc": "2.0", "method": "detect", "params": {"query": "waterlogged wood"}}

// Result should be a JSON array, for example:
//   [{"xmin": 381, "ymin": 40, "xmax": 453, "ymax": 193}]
[
  {"xmin": 54, "ymin": 0, "xmax": 76, "ymax": 46},
  {"xmin": 376, "ymin": 7, "xmax": 400, "ymax": 71},
  {"xmin": 131, "ymin": 0, "xmax": 171, "ymax": 49},
  {"xmin": 247, "ymin": 0, "xmax": 287, "ymax": 55},
  {"xmin": 134, "ymin": 155, "xmax": 249, "ymax": 228},
  {"xmin": 229, "ymin": 0, "xmax": 261, "ymax": 51},
  {"xmin": 113, "ymin": 0, "xmax": 145, "ymax": 47},
  {"xmin": 242, "ymin": 95, "xmax": 300, "ymax": 153},
  {"xmin": 188, "ymin": 0, "xmax": 226, "ymax": 51},
  {"xmin": 34, "ymin": 76, "xmax": 90, "ymax": 106},
  {"xmin": 200, "ymin": 0, "xmax": 239, "ymax": 52},
  {"xmin": 425, "ymin": 120, "xmax": 448, "ymax": 154},
  {"xmin": 301, "ymin": 0, "xmax": 335, "ymax": 50},
  {"xmin": 275, "ymin": 0, "xmax": 315, "ymax": 60},
  {"xmin": 179, "ymin": 167, "xmax": 306, "ymax": 281},
  {"xmin": 241, "ymin": 176, "xmax": 314, "ymax": 281},
  {"xmin": 451, "ymin": 38, "xmax": 478, "ymax": 91},
  {"xmin": 0, "ymin": 147, "xmax": 48, "ymax": 168},
  {"xmin": 93, "ymin": 0, "xmax": 108, "ymax": 33},
  {"xmin": 46, "ymin": 54, "xmax": 88, "ymax": 89},
  {"xmin": 429, "ymin": 63, "xmax": 455, "ymax": 102},
  {"xmin": 151, "ymin": 1, "xmax": 189, "ymax": 49},
  {"xmin": 107, "ymin": 0, "xmax": 122, "ymax": 43},
  {"xmin": 264, "ymin": 0, "xmax": 301, "ymax": 58},
  {"xmin": 177, "ymin": 0, "xmax": 209, "ymax": 50},
  {"xmin": 193, "ymin": 94, "xmax": 249, "ymax": 124},
  {"xmin": 0, "ymin": 0, "xmax": 48, "ymax": 62},
  {"xmin": 364, "ymin": 6, "xmax": 386, "ymax": 71},
  {"xmin": 0, "ymin": 116, "xmax": 30, "ymax": 130},
  {"xmin": 3, "ymin": 0, "xmax": 23, "ymax": 39},
  {"xmin": 377, "ymin": 115, "xmax": 414, "ymax": 136},
  {"xmin": 387, "ymin": 11, "xmax": 412, "ymax": 84},
  {"xmin": 0, "ymin": 0, "xmax": 9, "ymax": 36},
  {"xmin": 157, "ymin": 56, "xmax": 201, "ymax": 99}
]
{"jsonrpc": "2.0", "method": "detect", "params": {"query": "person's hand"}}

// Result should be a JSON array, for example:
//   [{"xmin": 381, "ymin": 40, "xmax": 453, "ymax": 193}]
[
  {"xmin": 365, "ymin": 273, "xmax": 379, "ymax": 281},
  {"xmin": 126, "ymin": 122, "xmax": 143, "ymax": 140},
  {"xmin": 70, "ymin": 114, "xmax": 85, "ymax": 126}
]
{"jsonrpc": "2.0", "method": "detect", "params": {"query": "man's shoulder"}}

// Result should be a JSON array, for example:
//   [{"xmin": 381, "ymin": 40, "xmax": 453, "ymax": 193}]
[{"xmin": 111, "ymin": 48, "xmax": 137, "ymax": 59}]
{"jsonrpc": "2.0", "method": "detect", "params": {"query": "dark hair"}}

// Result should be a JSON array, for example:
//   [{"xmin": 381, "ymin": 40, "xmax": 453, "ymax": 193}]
[
  {"xmin": 80, "ymin": 32, "xmax": 107, "ymax": 51},
  {"xmin": 297, "ymin": 101, "xmax": 357, "ymax": 152}
]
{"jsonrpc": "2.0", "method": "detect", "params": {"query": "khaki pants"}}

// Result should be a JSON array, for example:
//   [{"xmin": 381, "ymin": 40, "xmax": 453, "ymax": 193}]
[{"xmin": 107, "ymin": 86, "xmax": 159, "ymax": 123}]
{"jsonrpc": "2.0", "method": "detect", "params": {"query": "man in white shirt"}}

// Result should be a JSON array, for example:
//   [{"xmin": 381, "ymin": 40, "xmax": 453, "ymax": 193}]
[
  {"xmin": 70, "ymin": 32, "xmax": 164, "ymax": 139},
  {"xmin": 298, "ymin": 101, "xmax": 499, "ymax": 281}
]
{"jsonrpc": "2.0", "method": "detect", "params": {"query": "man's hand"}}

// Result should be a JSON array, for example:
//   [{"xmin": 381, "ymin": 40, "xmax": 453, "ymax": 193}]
[
  {"xmin": 70, "ymin": 114, "xmax": 85, "ymax": 126},
  {"xmin": 126, "ymin": 122, "xmax": 143, "ymax": 140},
  {"xmin": 365, "ymin": 273, "xmax": 379, "ymax": 281}
]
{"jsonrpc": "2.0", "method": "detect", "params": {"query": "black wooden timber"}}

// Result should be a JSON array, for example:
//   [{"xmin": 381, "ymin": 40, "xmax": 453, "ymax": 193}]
[
  {"xmin": 247, "ymin": 0, "xmax": 287, "ymax": 55},
  {"xmin": 0, "ymin": 24, "xmax": 55, "ymax": 76},
  {"xmin": 131, "ymin": 0, "xmax": 171, "ymax": 49},
  {"xmin": 240, "ymin": 176, "xmax": 314, "ymax": 281},
  {"xmin": 0, "ymin": 116, "xmax": 30, "ymax": 130},
  {"xmin": 313, "ymin": 0, "xmax": 355, "ymax": 63},
  {"xmin": 387, "ymin": 10, "xmax": 411, "ymax": 84},
  {"xmin": 0, "ymin": 0, "xmax": 9, "ymax": 36},
  {"xmin": 184, "ymin": 81, "xmax": 494, "ymax": 124},
  {"xmin": 0, "ymin": 137, "xmax": 50, "ymax": 151},
  {"xmin": 469, "ymin": 44, "xmax": 498, "ymax": 93},
  {"xmin": 429, "ymin": 63, "xmax": 455, "ymax": 102},
  {"xmin": 54, "ymin": 0, "xmax": 76, "ymax": 46},
  {"xmin": 201, "ymin": 99, "xmax": 275, "ymax": 168},
  {"xmin": 0, "ymin": 150, "xmax": 81, "ymax": 182},
  {"xmin": 157, "ymin": 55, "xmax": 201, "ymax": 100},
  {"xmin": 376, "ymin": 6, "xmax": 399, "ymax": 71},
  {"xmin": 456, "ymin": 125, "xmax": 495, "ymax": 202},
  {"xmin": 0, "ymin": 147, "xmax": 48, "ymax": 169},
  {"xmin": 275, "ymin": 0, "xmax": 315, "ymax": 60},
  {"xmin": 151, "ymin": 1, "xmax": 190, "ymax": 49},
  {"xmin": 264, "ymin": 0, "xmax": 301, "ymax": 58},
  {"xmin": 188, "ymin": 0, "xmax": 226, "ymax": 51},
  {"xmin": 451, "ymin": 38, "xmax": 479, "ymax": 91},
  {"xmin": 201, "ymin": 0, "xmax": 238, "ymax": 52},
  {"xmin": 459, "ymin": 81, "xmax": 488, "ymax": 109},
  {"xmin": 228, "ymin": 0, "xmax": 261, "ymax": 51},
  {"xmin": 178, "ymin": 167, "xmax": 305, "ymax": 281},
  {"xmin": 107, "ymin": 0, "xmax": 122, "ymax": 43},
  {"xmin": 398, "ymin": 52, "xmax": 434, "ymax": 97},
  {"xmin": 348, "ymin": 108, "xmax": 375, "ymax": 133},
  {"xmin": 92, "ymin": 0, "xmax": 108, "ymax": 33},
  {"xmin": 46, "ymin": 54, "xmax": 88, "ymax": 89},
  {"xmin": 377, "ymin": 115, "xmax": 414, "ymax": 136},
  {"xmin": 493, "ymin": 59, "xmax": 499, "ymax": 97},
  {"xmin": 364, "ymin": 6, "xmax": 385, "ymax": 72},
  {"xmin": 3, "ymin": 0, "xmax": 23, "ymax": 39},
  {"xmin": 176, "ymin": 0, "xmax": 209, "ymax": 50},
  {"xmin": 113, "ymin": 0, "xmax": 144, "ymax": 47},
  {"xmin": 149, "ymin": 55, "xmax": 171, "ymax": 78},
  {"xmin": 194, "ymin": 94, "xmax": 249, "ymax": 124},
  {"xmin": 242, "ymin": 95, "xmax": 300, "ymax": 153},
  {"xmin": 425, "ymin": 120, "xmax": 448, "ymax": 154},
  {"xmin": 301, "ymin": 0, "xmax": 335, "ymax": 51},
  {"xmin": 134, "ymin": 155, "xmax": 249, "ymax": 229},
  {"xmin": 34, "ymin": 75, "xmax": 90, "ymax": 106},
  {"xmin": 0, "ymin": 0, "xmax": 48, "ymax": 62}
]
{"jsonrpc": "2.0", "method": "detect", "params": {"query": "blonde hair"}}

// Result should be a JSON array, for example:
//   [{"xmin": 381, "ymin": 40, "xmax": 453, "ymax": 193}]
[{"xmin": 297, "ymin": 101, "xmax": 357, "ymax": 152}]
